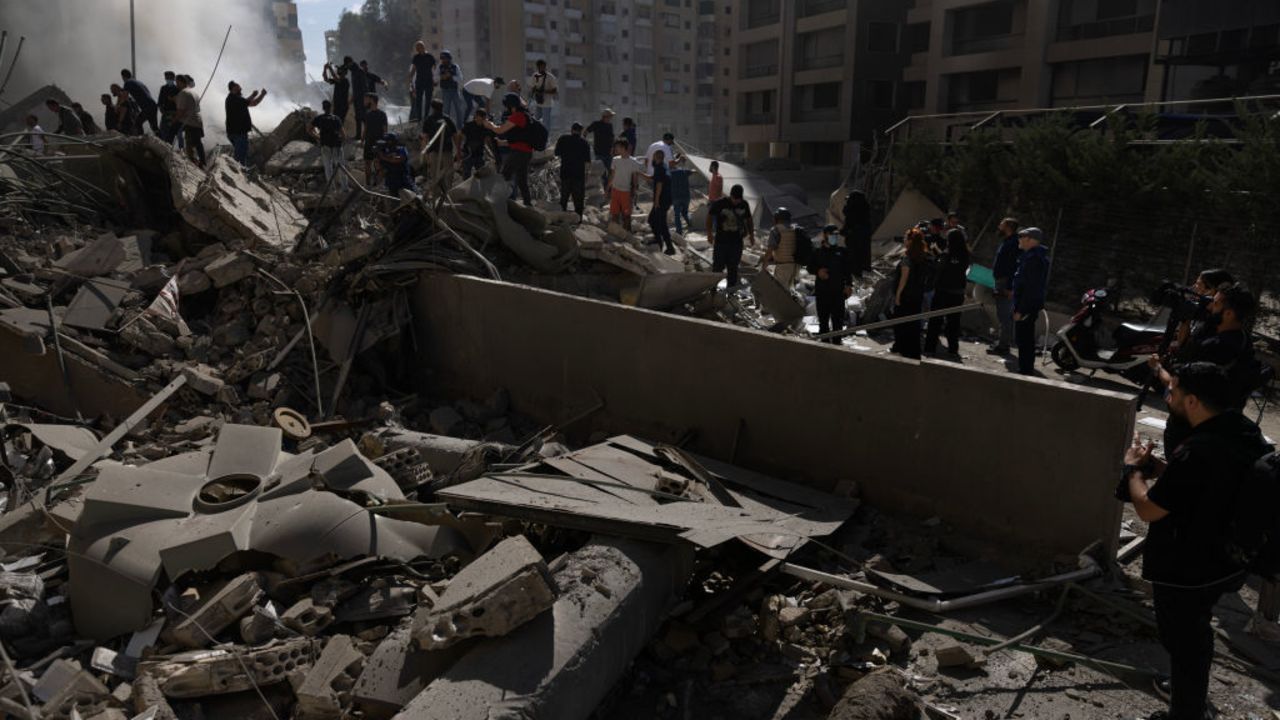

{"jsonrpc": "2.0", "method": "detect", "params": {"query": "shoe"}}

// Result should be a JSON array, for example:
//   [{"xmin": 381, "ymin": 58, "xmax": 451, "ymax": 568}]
[
  {"xmin": 663, "ymin": 247, "xmax": 676, "ymax": 256},
  {"xmin": 986, "ymin": 345, "xmax": 1011, "ymax": 356},
  {"xmin": 1246, "ymin": 613, "xmax": 1280, "ymax": 642}
]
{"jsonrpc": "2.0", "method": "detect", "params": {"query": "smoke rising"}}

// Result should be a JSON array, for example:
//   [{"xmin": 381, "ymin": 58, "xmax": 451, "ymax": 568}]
[{"xmin": 0, "ymin": 0, "xmax": 317, "ymax": 139}]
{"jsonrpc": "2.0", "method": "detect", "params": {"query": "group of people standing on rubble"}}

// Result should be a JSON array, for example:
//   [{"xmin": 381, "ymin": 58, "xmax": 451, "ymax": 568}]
[{"xmin": 24, "ymin": 68, "xmax": 270, "ymax": 172}]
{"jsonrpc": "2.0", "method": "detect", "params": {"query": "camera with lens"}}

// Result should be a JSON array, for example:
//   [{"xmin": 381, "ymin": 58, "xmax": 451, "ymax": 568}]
[{"xmin": 1151, "ymin": 281, "xmax": 1211, "ymax": 322}]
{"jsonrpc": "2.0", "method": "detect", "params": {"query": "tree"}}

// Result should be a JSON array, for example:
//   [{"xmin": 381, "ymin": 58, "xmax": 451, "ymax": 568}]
[{"xmin": 333, "ymin": 0, "xmax": 421, "ymax": 105}]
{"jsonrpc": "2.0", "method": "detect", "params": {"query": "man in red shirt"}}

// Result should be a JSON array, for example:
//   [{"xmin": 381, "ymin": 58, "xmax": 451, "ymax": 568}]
[{"xmin": 483, "ymin": 93, "xmax": 534, "ymax": 205}]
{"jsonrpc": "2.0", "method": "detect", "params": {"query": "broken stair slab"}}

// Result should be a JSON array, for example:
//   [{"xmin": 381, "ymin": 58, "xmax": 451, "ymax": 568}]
[{"xmin": 411, "ymin": 535, "xmax": 557, "ymax": 651}]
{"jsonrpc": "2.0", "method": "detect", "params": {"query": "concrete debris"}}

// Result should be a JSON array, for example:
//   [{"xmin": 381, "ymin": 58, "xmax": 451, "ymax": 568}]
[
  {"xmin": 281, "ymin": 598, "xmax": 335, "ymax": 637},
  {"xmin": 827, "ymin": 671, "xmax": 924, "ymax": 720},
  {"xmin": 411, "ymin": 535, "xmax": 557, "ymax": 650},
  {"xmin": 163, "ymin": 572, "xmax": 264, "ymax": 649},
  {"xmin": 138, "ymin": 637, "xmax": 316, "ymax": 698},
  {"xmin": 294, "ymin": 635, "xmax": 363, "ymax": 720}
]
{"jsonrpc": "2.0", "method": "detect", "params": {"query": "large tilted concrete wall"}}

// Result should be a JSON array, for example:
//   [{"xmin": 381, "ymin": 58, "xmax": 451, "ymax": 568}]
[{"xmin": 412, "ymin": 274, "xmax": 1135, "ymax": 560}]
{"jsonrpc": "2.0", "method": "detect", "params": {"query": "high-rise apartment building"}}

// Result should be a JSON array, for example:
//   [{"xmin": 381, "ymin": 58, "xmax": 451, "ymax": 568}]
[
  {"xmin": 725, "ymin": 0, "xmax": 911, "ymax": 166},
  {"xmin": 267, "ymin": 1, "xmax": 307, "ymax": 92},
  {"xmin": 1152, "ymin": 1, "xmax": 1280, "ymax": 100},
  {"xmin": 418, "ymin": 0, "xmax": 446, "ymax": 55}
]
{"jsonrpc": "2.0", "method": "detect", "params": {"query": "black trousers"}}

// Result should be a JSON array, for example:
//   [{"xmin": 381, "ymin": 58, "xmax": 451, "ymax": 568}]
[
  {"xmin": 648, "ymin": 201, "xmax": 672, "ymax": 250},
  {"xmin": 503, "ymin": 151, "xmax": 532, "ymax": 205},
  {"xmin": 1153, "ymin": 578, "xmax": 1240, "ymax": 720},
  {"xmin": 816, "ymin": 292, "xmax": 846, "ymax": 344},
  {"xmin": 925, "ymin": 290, "xmax": 964, "ymax": 354},
  {"xmin": 1015, "ymin": 314, "xmax": 1037, "ymax": 374},
  {"xmin": 560, "ymin": 174, "xmax": 585, "ymax": 215},
  {"xmin": 711, "ymin": 241, "xmax": 743, "ymax": 286},
  {"xmin": 891, "ymin": 300, "xmax": 922, "ymax": 359},
  {"xmin": 183, "ymin": 126, "xmax": 206, "ymax": 167}
]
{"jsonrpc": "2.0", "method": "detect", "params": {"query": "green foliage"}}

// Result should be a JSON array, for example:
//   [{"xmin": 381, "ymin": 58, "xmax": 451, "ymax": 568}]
[{"xmin": 334, "ymin": 0, "xmax": 420, "ymax": 105}]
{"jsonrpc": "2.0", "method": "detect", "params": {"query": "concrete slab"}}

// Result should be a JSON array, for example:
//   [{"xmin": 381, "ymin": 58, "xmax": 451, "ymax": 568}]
[
  {"xmin": 394, "ymin": 538, "xmax": 693, "ymax": 720},
  {"xmin": 410, "ymin": 535, "xmax": 557, "ymax": 650},
  {"xmin": 138, "ymin": 637, "xmax": 316, "ymax": 699},
  {"xmin": 295, "ymin": 635, "xmax": 364, "ymax": 720},
  {"xmin": 353, "ymin": 624, "xmax": 468, "ymax": 719},
  {"xmin": 411, "ymin": 275, "xmax": 1134, "ymax": 560},
  {"xmin": 64, "ymin": 278, "xmax": 132, "ymax": 331}
]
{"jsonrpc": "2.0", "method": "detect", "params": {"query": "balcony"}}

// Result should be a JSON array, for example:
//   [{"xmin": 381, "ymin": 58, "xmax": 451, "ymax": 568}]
[
  {"xmin": 742, "ymin": 63, "xmax": 778, "ymax": 79},
  {"xmin": 950, "ymin": 32, "xmax": 1023, "ymax": 56},
  {"xmin": 795, "ymin": 54, "xmax": 843, "ymax": 71},
  {"xmin": 1057, "ymin": 14, "xmax": 1155, "ymax": 42},
  {"xmin": 740, "ymin": 112, "xmax": 777, "ymax": 125},
  {"xmin": 797, "ymin": 0, "xmax": 845, "ymax": 18},
  {"xmin": 564, "ymin": 8, "xmax": 583, "ymax": 18},
  {"xmin": 523, "ymin": 1, "xmax": 547, "ymax": 11},
  {"xmin": 526, "ymin": 27, "xmax": 548, "ymax": 40},
  {"xmin": 565, "ymin": 54, "xmax": 585, "ymax": 65}
]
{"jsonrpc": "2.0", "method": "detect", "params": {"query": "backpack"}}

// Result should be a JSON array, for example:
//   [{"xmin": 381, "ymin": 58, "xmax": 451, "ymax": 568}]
[
  {"xmin": 1225, "ymin": 451, "xmax": 1280, "ymax": 579},
  {"xmin": 525, "ymin": 116, "xmax": 549, "ymax": 151}
]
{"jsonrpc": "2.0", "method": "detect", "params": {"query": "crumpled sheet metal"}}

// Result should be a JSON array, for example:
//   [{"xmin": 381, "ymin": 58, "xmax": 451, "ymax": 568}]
[
  {"xmin": 4, "ymin": 423, "xmax": 99, "ymax": 461},
  {"xmin": 68, "ymin": 424, "xmax": 470, "ymax": 641}
]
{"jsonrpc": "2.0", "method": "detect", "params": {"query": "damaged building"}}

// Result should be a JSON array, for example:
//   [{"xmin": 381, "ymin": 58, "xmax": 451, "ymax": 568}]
[{"xmin": 0, "ymin": 90, "xmax": 1277, "ymax": 720}]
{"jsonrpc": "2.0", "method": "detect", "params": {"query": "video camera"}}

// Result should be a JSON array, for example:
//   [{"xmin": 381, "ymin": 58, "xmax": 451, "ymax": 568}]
[{"xmin": 1151, "ymin": 281, "xmax": 1211, "ymax": 323}]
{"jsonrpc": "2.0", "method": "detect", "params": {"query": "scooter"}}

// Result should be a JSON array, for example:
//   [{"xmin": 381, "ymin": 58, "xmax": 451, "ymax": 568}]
[{"xmin": 1050, "ymin": 287, "xmax": 1166, "ymax": 382}]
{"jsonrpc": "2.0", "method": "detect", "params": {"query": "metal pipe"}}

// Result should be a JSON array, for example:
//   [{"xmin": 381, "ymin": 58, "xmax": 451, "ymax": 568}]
[
  {"xmin": 0, "ymin": 35, "xmax": 23, "ymax": 99},
  {"xmin": 130, "ymin": 0, "xmax": 137, "ymax": 77},
  {"xmin": 813, "ymin": 303, "xmax": 984, "ymax": 340},
  {"xmin": 780, "ymin": 557, "xmax": 1101, "ymax": 614}
]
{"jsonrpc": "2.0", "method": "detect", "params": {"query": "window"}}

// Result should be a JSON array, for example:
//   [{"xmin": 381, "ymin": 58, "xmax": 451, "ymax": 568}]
[
  {"xmin": 663, "ymin": 79, "xmax": 679, "ymax": 93},
  {"xmin": 743, "ymin": 0, "xmax": 779, "ymax": 29},
  {"xmin": 902, "ymin": 81, "xmax": 926, "ymax": 109},
  {"xmin": 868, "ymin": 22, "xmax": 898, "ymax": 53},
  {"xmin": 945, "ymin": 68, "xmax": 1019, "ymax": 111},
  {"xmin": 795, "ymin": 27, "xmax": 843, "ymax": 70},
  {"xmin": 664, "ymin": 12, "xmax": 681, "ymax": 27},
  {"xmin": 740, "ymin": 89, "xmax": 775, "ymax": 124},
  {"xmin": 949, "ymin": 1, "xmax": 1017, "ymax": 55},
  {"xmin": 1050, "ymin": 54, "xmax": 1147, "ymax": 106},
  {"xmin": 791, "ymin": 82, "xmax": 841, "ymax": 121},
  {"xmin": 797, "ymin": 0, "xmax": 845, "ymax": 17},
  {"xmin": 1055, "ymin": 0, "xmax": 1156, "ymax": 42},
  {"xmin": 741, "ymin": 39, "xmax": 779, "ymax": 78},
  {"xmin": 868, "ymin": 80, "xmax": 894, "ymax": 109},
  {"xmin": 905, "ymin": 23, "xmax": 930, "ymax": 53}
]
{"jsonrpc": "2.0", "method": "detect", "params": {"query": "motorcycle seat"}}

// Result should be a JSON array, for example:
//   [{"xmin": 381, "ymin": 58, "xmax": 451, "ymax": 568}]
[{"xmin": 1115, "ymin": 322, "xmax": 1163, "ymax": 345}]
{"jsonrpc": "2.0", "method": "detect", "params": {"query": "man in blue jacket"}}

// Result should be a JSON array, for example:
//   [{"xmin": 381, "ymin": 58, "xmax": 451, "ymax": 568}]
[
  {"xmin": 988, "ymin": 216, "xmax": 1021, "ymax": 355},
  {"xmin": 1012, "ymin": 226, "xmax": 1049, "ymax": 375}
]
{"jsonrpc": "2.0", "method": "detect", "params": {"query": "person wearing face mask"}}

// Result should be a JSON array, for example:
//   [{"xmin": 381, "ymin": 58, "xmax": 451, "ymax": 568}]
[
  {"xmin": 807, "ymin": 225, "xmax": 853, "ymax": 344},
  {"xmin": 1149, "ymin": 283, "xmax": 1258, "ymax": 451},
  {"xmin": 761, "ymin": 207, "xmax": 809, "ymax": 289}
]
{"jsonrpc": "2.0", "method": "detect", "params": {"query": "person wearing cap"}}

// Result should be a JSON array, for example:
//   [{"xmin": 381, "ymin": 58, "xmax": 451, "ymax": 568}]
[
  {"xmin": 363, "ymin": 94, "xmax": 390, "ymax": 186},
  {"xmin": 527, "ymin": 59, "xmax": 559, "ymax": 134},
  {"xmin": 437, "ymin": 51, "xmax": 465, "ymax": 127},
  {"xmin": 224, "ymin": 81, "xmax": 267, "ymax": 168},
  {"xmin": 554, "ymin": 122, "xmax": 592, "ymax": 218},
  {"xmin": 378, "ymin": 133, "xmax": 416, "ymax": 195},
  {"xmin": 420, "ymin": 98, "xmax": 460, "ymax": 198},
  {"xmin": 1012, "ymin": 226, "xmax": 1049, "ymax": 375},
  {"xmin": 482, "ymin": 93, "xmax": 535, "ymax": 205},
  {"xmin": 585, "ymin": 109, "xmax": 616, "ymax": 193},
  {"xmin": 808, "ymin": 225, "xmax": 854, "ymax": 343},
  {"xmin": 645, "ymin": 132, "xmax": 679, "ymax": 172},
  {"xmin": 762, "ymin": 207, "xmax": 809, "ymax": 289},
  {"xmin": 706, "ymin": 184, "xmax": 755, "ymax": 287}
]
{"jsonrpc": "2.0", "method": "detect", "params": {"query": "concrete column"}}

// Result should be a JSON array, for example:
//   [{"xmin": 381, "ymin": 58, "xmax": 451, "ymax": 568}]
[
  {"xmin": 394, "ymin": 538, "xmax": 694, "ymax": 720},
  {"xmin": 1019, "ymin": 0, "xmax": 1055, "ymax": 107}
]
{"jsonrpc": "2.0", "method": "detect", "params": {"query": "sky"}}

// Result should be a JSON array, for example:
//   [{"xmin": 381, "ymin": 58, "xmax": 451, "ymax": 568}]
[{"xmin": 296, "ymin": 0, "xmax": 361, "ymax": 82}]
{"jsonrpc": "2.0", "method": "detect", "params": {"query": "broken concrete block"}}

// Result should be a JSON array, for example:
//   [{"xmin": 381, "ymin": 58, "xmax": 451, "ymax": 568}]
[
  {"xmin": 265, "ymin": 140, "xmax": 325, "ymax": 174},
  {"xmin": 865, "ymin": 621, "xmax": 911, "ymax": 655},
  {"xmin": 828, "ymin": 671, "xmax": 922, "ymax": 720},
  {"xmin": 334, "ymin": 584, "xmax": 417, "ymax": 623},
  {"xmin": 353, "ymin": 624, "xmax": 465, "ymax": 718},
  {"xmin": 0, "ymin": 570, "xmax": 46, "ymax": 636},
  {"xmin": 295, "ymin": 635, "xmax": 364, "ymax": 720},
  {"xmin": 411, "ymin": 535, "xmax": 557, "ymax": 650},
  {"xmin": 180, "ymin": 155, "xmax": 306, "ymax": 252},
  {"xmin": 181, "ymin": 364, "xmax": 225, "ymax": 396},
  {"xmin": 53, "ymin": 233, "xmax": 125, "ymax": 278},
  {"xmin": 1035, "ymin": 637, "xmax": 1075, "ymax": 669},
  {"xmin": 778, "ymin": 606, "xmax": 810, "ymax": 627},
  {"xmin": 177, "ymin": 270, "xmax": 212, "ymax": 295},
  {"xmin": 34, "ymin": 658, "xmax": 82, "ymax": 703},
  {"xmin": 139, "ymin": 637, "xmax": 316, "ymax": 698},
  {"xmin": 934, "ymin": 642, "xmax": 981, "ymax": 669},
  {"xmin": 239, "ymin": 606, "xmax": 278, "ymax": 645},
  {"xmin": 39, "ymin": 667, "xmax": 113, "ymax": 720},
  {"xmin": 130, "ymin": 672, "xmax": 178, "ymax": 720},
  {"xmin": 164, "ymin": 573, "xmax": 264, "ymax": 649},
  {"xmin": 203, "ymin": 252, "xmax": 255, "ymax": 288},
  {"xmin": 282, "ymin": 598, "xmax": 334, "ymax": 637}
]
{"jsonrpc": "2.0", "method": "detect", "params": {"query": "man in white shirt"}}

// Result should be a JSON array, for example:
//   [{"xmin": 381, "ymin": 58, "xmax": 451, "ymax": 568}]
[
  {"xmin": 527, "ymin": 60, "xmax": 558, "ymax": 134},
  {"xmin": 607, "ymin": 139, "xmax": 643, "ymax": 231},
  {"xmin": 24, "ymin": 115, "xmax": 45, "ymax": 155},
  {"xmin": 644, "ymin": 132, "xmax": 678, "ymax": 171}
]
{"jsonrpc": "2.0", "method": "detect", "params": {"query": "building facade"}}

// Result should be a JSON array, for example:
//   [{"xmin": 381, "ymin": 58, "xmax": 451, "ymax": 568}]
[
  {"xmin": 1152, "ymin": 1, "xmax": 1280, "ymax": 101},
  {"xmin": 725, "ymin": 0, "xmax": 911, "ymax": 166},
  {"xmin": 267, "ymin": 1, "xmax": 307, "ymax": 92}
]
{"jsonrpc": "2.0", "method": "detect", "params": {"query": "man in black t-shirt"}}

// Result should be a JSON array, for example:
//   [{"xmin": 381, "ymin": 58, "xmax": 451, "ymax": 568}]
[
  {"xmin": 409, "ymin": 41, "xmax": 436, "ymax": 122},
  {"xmin": 1122, "ymin": 363, "xmax": 1272, "ymax": 720},
  {"xmin": 585, "ymin": 109, "xmax": 615, "ymax": 193},
  {"xmin": 310, "ymin": 100, "xmax": 348, "ymax": 191},
  {"xmin": 420, "ymin": 98, "xmax": 459, "ymax": 197},
  {"xmin": 705, "ymin": 184, "xmax": 755, "ymax": 287},
  {"xmin": 362, "ymin": 94, "xmax": 389, "ymax": 186},
  {"xmin": 225, "ymin": 81, "xmax": 267, "ymax": 167},
  {"xmin": 554, "ymin": 122, "xmax": 592, "ymax": 217},
  {"xmin": 459, "ymin": 109, "xmax": 495, "ymax": 180}
]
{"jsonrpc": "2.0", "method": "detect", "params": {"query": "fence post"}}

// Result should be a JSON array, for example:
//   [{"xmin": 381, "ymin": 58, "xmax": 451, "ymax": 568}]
[{"xmin": 1181, "ymin": 223, "xmax": 1199, "ymax": 285}]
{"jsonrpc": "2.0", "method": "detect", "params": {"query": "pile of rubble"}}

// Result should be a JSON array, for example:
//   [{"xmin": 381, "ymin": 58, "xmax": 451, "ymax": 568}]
[{"xmin": 5, "ymin": 104, "xmax": 1279, "ymax": 720}]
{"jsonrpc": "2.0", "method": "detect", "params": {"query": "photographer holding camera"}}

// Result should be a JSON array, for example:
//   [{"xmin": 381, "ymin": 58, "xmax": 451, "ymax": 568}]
[
  {"xmin": 1119, "ymin": 362, "xmax": 1273, "ymax": 720},
  {"xmin": 1150, "ymin": 283, "xmax": 1260, "ymax": 450}
]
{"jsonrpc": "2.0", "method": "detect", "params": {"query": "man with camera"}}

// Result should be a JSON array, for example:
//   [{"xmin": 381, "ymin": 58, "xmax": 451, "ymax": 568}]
[
  {"xmin": 1150, "ymin": 283, "xmax": 1259, "ymax": 450},
  {"xmin": 527, "ymin": 60, "xmax": 558, "ymax": 134},
  {"xmin": 1120, "ymin": 362, "xmax": 1273, "ymax": 720}
]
